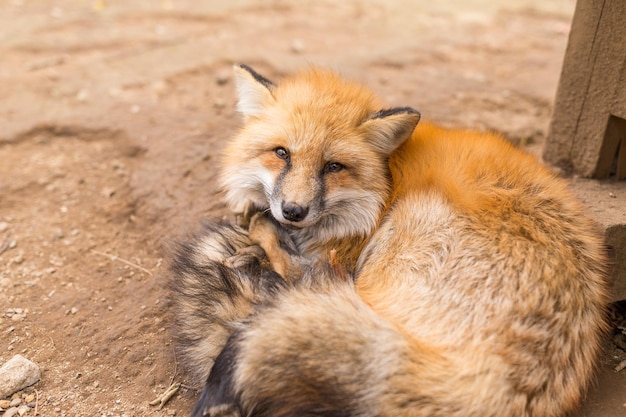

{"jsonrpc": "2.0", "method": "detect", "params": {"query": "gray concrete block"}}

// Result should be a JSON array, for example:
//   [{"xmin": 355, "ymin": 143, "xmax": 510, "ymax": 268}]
[
  {"xmin": 569, "ymin": 178, "xmax": 626, "ymax": 301},
  {"xmin": 544, "ymin": 0, "xmax": 626, "ymax": 179}
]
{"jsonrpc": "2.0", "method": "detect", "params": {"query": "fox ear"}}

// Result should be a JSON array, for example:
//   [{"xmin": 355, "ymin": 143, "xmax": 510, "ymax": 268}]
[
  {"xmin": 359, "ymin": 107, "xmax": 421, "ymax": 154},
  {"xmin": 233, "ymin": 64, "xmax": 276, "ymax": 119}
]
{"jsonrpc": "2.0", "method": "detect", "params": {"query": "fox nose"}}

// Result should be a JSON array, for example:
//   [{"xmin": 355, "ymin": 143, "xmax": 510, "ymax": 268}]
[{"xmin": 281, "ymin": 202, "xmax": 309, "ymax": 222}]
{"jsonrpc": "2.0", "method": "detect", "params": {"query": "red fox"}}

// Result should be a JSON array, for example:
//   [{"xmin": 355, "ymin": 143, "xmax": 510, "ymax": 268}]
[{"xmin": 169, "ymin": 64, "xmax": 609, "ymax": 417}]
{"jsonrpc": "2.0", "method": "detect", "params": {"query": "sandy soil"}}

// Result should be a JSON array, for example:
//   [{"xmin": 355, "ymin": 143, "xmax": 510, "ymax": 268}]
[{"xmin": 1, "ymin": 1, "xmax": 624, "ymax": 416}]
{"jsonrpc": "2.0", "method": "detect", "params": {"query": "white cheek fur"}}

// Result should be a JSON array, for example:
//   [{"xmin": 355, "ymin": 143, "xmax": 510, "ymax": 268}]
[
  {"xmin": 221, "ymin": 163, "xmax": 275, "ymax": 212},
  {"xmin": 324, "ymin": 189, "xmax": 382, "ymax": 236}
]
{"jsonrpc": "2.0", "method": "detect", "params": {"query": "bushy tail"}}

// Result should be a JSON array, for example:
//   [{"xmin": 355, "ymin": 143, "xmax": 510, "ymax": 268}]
[
  {"xmin": 189, "ymin": 259, "xmax": 600, "ymax": 417},
  {"xmin": 172, "ymin": 222, "xmax": 603, "ymax": 417},
  {"xmin": 190, "ymin": 262, "xmax": 511, "ymax": 417},
  {"xmin": 168, "ymin": 220, "xmax": 287, "ymax": 385}
]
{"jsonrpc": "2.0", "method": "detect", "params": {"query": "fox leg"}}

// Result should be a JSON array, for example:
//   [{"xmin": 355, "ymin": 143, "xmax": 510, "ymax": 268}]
[
  {"xmin": 247, "ymin": 212, "xmax": 311, "ymax": 282},
  {"xmin": 232, "ymin": 203, "xmax": 306, "ymax": 281}
]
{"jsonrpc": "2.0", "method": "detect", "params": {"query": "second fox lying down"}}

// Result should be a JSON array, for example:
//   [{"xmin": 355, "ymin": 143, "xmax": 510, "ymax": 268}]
[{"xmin": 169, "ymin": 64, "xmax": 609, "ymax": 417}]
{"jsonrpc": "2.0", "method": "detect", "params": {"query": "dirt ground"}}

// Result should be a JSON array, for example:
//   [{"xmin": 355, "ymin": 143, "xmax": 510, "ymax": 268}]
[{"xmin": 1, "ymin": 0, "xmax": 624, "ymax": 416}]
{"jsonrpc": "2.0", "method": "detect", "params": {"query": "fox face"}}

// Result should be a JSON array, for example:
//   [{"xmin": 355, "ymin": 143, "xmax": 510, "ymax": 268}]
[{"xmin": 221, "ymin": 64, "xmax": 420, "ymax": 243}]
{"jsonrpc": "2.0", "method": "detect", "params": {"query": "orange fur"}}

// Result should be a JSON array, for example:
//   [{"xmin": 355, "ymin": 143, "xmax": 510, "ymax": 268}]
[{"xmin": 180, "ymin": 65, "xmax": 609, "ymax": 417}]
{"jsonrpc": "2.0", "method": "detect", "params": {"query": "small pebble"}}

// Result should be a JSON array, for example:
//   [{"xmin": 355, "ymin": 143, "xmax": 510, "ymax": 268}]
[
  {"xmin": 101, "ymin": 187, "xmax": 116, "ymax": 198},
  {"xmin": 3, "ymin": 407, "xmax": 18, "ymax": 417},
  {"xmin": 0, "ymin": 399, "xmax": 11, "ymax": 408},
  {"xmin": 9, "ymin": 398, "xmax": 21, "ymax": 407},
  {"xmin": 24, "ymin": 394, "xmax": 35, "ymax": 403},
  {"xmin": 17, "ymin": 405, "xmax": 30, "ymax": 416},
  {"xmin": 49, "ymin": 255, "xmax": 64, "ymax": 267},
  {"xmin": 0, "ymin": 355, "xmax": 41, "ymax": 398},
  {"xmin": 11, "ymin": 253, "xmax": 24, "ymax": 264},
  {"xmin": 290, "ymin": 39, "xmax": 305, "ymax": 53},
  {"xmin": 0, "ymin": 221, "xmax": 8, "ymax": 231},
  {"xmin": 214, "ymin": 99, "xmax": 226, "ymax": 109},
  {"xmin": 215, "ymin": 70, "xmax": 230, "ymax": 85}
]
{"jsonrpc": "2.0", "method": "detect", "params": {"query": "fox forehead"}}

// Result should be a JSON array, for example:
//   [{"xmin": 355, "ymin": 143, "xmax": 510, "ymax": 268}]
[
  {"xmin": 250, "ymin": 76, "xmax": 380, "ymax": 156},
  {"xmin": 245, "ymin": 113, "xmax": 371, "ymax": 167},
  {"xmin": 232, "ymin": 66, "xmax": 419, "ymax": 171},
  {"xmin": 275, "ymin": 69, "xmax": 381, "ymax": 124}
]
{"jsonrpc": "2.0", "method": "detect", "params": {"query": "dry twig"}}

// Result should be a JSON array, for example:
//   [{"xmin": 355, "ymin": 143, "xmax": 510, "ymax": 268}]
[
  {"xmin": 34, "ymin": 389, "xmax": 39, "ymax": 416},
  {"xmin": 90, "ymin": 249, "xmax": 153, "ymax": 276},
  {"xmin": 149, "ymin": 382, "xmax": 181, "ymax": 410},
  {"xmin": 0, "ymin": 240, "xmax": 10, "ymax": 256}
]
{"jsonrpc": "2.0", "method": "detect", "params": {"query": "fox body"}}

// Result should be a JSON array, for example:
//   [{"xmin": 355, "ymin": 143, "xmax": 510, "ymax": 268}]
[{"xmin": 169, "ymin": 65, "xmax": 609, "ymax": 417}]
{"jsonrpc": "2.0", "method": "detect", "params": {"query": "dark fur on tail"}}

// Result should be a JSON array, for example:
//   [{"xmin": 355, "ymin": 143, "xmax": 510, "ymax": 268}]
[
  {"xmin": 189, "ymin": 334, "xmax": 243, "ymax": 417},
  {"xmin": 169, "ymin": 215, "xmax": 360, "ymax": 416},
  {"xmin": 168, "ymin": 220, "xmax": 287, "ymax": 385},
  {"xmin": 189, "ymin": 335, "xmax": 242, "ymax": 417},
  {"xmin": 190, "ymin": 261, "xmax": 369, "ymax": 417}
]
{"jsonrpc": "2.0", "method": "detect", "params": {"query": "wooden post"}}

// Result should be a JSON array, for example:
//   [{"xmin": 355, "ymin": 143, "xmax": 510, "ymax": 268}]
[{"xmin": 544, "ymin": 0, "xmax": 626, "ymax": 180}]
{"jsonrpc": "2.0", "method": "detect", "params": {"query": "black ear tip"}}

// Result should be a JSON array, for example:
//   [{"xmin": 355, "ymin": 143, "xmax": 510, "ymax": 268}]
[
  {"xmin": 370, "ymin": 107, "xmax": 421, "ymax": 121},
  {"xmin": 406, "ymin": 107, "xmax": 421, "ymax": 121},
  {"xmin": 400, "ymin": 107, "xmax": 420, "ymax": 116},
  {"xmin": 234, "ymin": 64, "xmax": 275, "ymax": 89},
  {"xmin": 234, "ymin": 63, "xmax": 251, "ymax": 72}
]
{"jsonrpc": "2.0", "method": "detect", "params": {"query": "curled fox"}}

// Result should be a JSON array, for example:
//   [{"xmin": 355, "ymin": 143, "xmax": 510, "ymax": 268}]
[{"xmin": 169, "ymin": 64, "xmax": 609, "ymax": 417}]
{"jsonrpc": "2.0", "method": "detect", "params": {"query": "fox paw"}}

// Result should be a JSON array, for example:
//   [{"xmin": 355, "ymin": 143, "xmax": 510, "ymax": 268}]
[
  {"xmin": 235, "ymin": 202, "xmax": 264, "ymax": 229},
  {"xmin": 248, "ymin": 213, "xmax": 275, "ymax": 244},
  {"xmin": 224, "ymin": 245, "xmax": 267, "ymax": 270},
  {"xmin": 248, "ymin": 213, "xmax": 298, "ymax": 255},
  {"xmin": 247, "ymin": 212, "xmax": 310, "ymax": 282}
]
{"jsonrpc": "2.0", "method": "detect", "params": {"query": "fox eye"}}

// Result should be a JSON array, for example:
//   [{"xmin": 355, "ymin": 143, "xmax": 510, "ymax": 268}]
[
  {"xmin": 274, "ymin": 147, "xmax": 290, "ymax": 161},
  {"xmin": 324, "ymin": 161, "xmax": 344, "ymax": 174}
]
